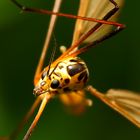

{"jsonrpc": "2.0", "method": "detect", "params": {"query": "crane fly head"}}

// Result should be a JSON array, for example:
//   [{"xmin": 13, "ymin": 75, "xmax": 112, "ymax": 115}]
[
  {"xmin": 33, "ymin": 66, "xmax": 57, "ymax": 96},
  {"xmin": 33, "ymin": 57, "xmax": 89, "ymax": 96}
]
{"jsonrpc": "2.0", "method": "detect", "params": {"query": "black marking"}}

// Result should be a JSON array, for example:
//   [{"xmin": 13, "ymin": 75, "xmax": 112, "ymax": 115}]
[
  {"xmin": 63, "ymin": 87, "xmax": 71, "ymax": 92},
  {"xmin": 69, "ymin": 57, "xmax": 81, "ymax": 62},
  {"xmin": 83, "ymin": 73, "xmax": 88, "ymax": 83},
  {"xmin": 78, "ymin": 71, "xmax": 87, "ymax": 81},
  {"xmin": 51, "ymin": 79, "xmax": 60, "ymax": 89},
  {"xmin": 58, "ymin": 65, "xmax": 64, "ymax": 69},
  {"xmin": 67, "ymin": 63, "xmax": 85, "ymax": 76},
  {"xmin": 64, "ymin": 78, "xmax": 70, "ymax": 84},
  {"xmin": 53, "ymin": 72, "xmax": 61, "ymax": 77},
  {"xmin": 69, "ymin": 59, "xmax": 78, "ymax": 62}
]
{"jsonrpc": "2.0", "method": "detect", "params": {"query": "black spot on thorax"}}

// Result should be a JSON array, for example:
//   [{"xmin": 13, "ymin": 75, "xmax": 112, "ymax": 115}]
[
  {"xmin": 67, "ymin": 63, "xmax": 85, "ymax": 76},
  {"xmin": 64, "ymin": 78, "xmax": 70, "ymax": 84}
]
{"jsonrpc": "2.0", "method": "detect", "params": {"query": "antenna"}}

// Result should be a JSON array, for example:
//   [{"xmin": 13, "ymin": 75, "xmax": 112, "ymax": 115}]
[{"xmin": 47, "ymin": 35, "xmax": 57, "ymax": 77}]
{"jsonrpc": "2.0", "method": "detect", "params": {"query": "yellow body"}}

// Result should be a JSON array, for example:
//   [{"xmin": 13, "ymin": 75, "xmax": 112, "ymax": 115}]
[{"xmin": 34, "ymin": 57, "xmax": 89, "ymax": 96}]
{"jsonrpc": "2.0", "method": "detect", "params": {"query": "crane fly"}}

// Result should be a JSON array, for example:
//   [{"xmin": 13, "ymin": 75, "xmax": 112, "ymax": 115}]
[{"xmin": 1, "ymin": 0, "xmax": 140, "ymax": 140}]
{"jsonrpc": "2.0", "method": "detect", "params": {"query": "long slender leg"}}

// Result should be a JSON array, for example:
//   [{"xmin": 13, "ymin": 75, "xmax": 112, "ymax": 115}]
[
  {"xmin": 72, "ymin": 23, "xmax": 124, "ymax": 56},
  {"xmin": 87, "ymin": 86, "xmax": 140, "ymax": 128},
  {"xmin": 71, "ymin": 0, "xmax": 125, "ymax": 56},
  {"xmin": 11, "ymin": 0, "xmax": 125, "ymax": 59},
  {"xmin": 9, "ymin": 97, "xmax": 41, "ymax": 140},
  {"xmin": 0, "ymin": 1, "xmax": 62, "ymax": 140},
  {"xmin": 23, "ymin": 94, "xmax": 52, "ymax": 140},
  {"xmin": 0, "ymin": 97, "xmax": 41, "ymax": 140},
  {"xmin": 33, "ymin": 0, "xmax": 62, "ymax": 85},
  {"xmin": 57, "ymin": 0, "xmax": 125, "ymax": 59},
  {"xmin": 11, "ymin": 0, "xmax": 122, "ymax": 27}
]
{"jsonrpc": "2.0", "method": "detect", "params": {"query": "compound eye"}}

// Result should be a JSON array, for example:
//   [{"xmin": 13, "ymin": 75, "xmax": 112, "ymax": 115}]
[{"xmin": 51, "ymin": 79, "xmax": 60, "ymax": 89}]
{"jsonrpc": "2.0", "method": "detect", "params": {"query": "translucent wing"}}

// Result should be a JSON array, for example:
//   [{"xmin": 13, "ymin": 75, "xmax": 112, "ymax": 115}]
[
  {"xmin": 106, "ymin": 89, "xmax": 140, "ymax": 126},
  {"xmin": 88, "ymin": 86, "xmax": 140, "ymax": 128},
  {"xmin": 72, "ymin": 0, "xmax": 124, "ymax": 45}
]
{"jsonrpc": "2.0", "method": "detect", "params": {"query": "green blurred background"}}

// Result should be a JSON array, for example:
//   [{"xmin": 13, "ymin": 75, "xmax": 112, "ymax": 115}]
[{"xmin": 0, "ymin": 0, "xmax": 140, "ymax": 140}]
